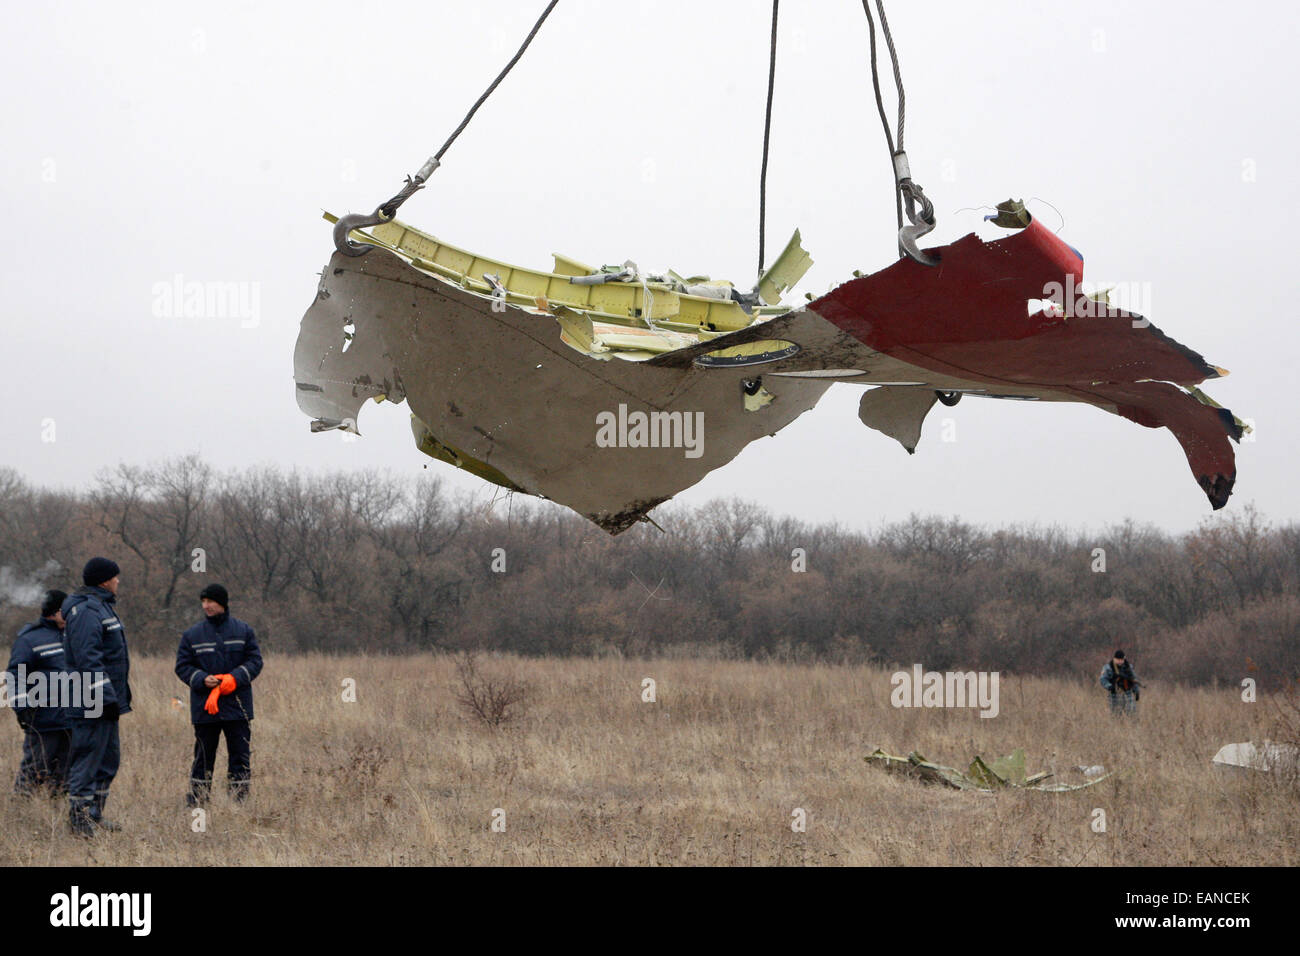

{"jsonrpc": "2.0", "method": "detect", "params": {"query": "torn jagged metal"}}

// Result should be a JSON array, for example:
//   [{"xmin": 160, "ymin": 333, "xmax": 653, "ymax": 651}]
[
  {"xmin": 865, "ymin": 747, "xmax": 1118, "ymax": 793},
  {"xmin": 410, "ymin": 415, "xmax": 524, "ymax": 493},
  {"xmin": 985, "ymin": 197, "xmax": 1033, "ymax": 229},
  {"xmin": 296, "ymin": 199, "xmax": 1246, "ymax": 532},
  {"xmin": 856, "ymin": 386, "xmax": 938, "ymax": 455},
  {"xmin": 800, "ymin": 215, "xmax": 1245, "ymax": 510},
  {"xmin": 295, "ymin": 219, "xmax": 829, "ymax": 533},
  {"xmin": 756, "ymin": 229, "xmax": 813, "ymax": 306}
]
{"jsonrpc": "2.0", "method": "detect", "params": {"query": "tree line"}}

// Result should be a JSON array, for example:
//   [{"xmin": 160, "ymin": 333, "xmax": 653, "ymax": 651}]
[{"xmin": 1, "ymin": 456, "xmax": 1296, "ymax": 688}]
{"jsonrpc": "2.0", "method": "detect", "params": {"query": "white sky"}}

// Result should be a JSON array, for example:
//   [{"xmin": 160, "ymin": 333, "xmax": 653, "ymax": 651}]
[{"xmin": 2, "ymin": 0, "xmax": 1295, "ymax": 535}]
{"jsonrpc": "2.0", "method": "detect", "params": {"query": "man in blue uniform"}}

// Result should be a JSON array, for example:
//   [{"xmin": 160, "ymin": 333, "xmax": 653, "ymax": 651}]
[
  {"xmin": 62, "ymin": 557, "xmax": 132, "ymax": 836},
  {"xmin": 7, "ymin": 589, "xmax": 71, "ymax": 795},
  {"xmin": 175, "ymin": 584, "xmax": 263, "ymax": 805}
]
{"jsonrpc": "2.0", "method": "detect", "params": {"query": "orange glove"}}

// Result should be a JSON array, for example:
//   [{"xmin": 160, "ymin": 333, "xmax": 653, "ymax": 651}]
[{"xmin": 204, "ymin": 674, "xmax": 238, "ymax": 715}]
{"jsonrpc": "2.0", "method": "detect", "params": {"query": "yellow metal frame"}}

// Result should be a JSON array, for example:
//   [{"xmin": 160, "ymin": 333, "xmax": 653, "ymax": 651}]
[{"xmin": 326, "ymin": 212, "xmax": 815, "ymax": 362}]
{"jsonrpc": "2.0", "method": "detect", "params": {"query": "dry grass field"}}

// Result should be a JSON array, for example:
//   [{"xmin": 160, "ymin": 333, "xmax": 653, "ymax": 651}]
[{"xmin": 1, "ymin": 653, "xmax": 1294, "ymax": 866}]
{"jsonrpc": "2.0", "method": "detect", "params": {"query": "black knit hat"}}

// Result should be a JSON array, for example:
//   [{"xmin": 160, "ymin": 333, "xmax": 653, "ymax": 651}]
[
  {"xmin": 1113, "ymin": 649, "xmax": 1125, "ymax": 659},
  {"xmin": 199, "ymin": 583, "xmax": 229, "ymax": 609},
  {"xmin": 82, "ymin": 557, "xmax": 120, "ymax": 587},
  {"xmin": 41, "ymin": 589, "xmax": 68, "ymax": 618}
]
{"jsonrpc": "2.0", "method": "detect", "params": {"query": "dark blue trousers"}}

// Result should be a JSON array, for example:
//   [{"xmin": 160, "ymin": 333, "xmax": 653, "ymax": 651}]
[
  {"xmin": 66, "ymin": 718, "xmax": 120, "ymax": 814},
  {"xmin": 15, "ymin": 728, "xmax": 71, "ymax": 795},
  {"xmin": 188, "ymin": 719, "xmax": 251, "ymax": 803}
]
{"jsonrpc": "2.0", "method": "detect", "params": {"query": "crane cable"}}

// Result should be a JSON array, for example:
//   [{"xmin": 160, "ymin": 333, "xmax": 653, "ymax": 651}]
[
  {"xmin": 758, "ymin": 1, "xmax": 936, "ymax": 274},
  {"xmin": 862, "ymin": 0, "xmax": 937, "ymax": 265},
  {"xmin": 335, "ymin": 0, "xmax": 561, "ymax": 256},
  {"xmin": 757, "ymin": 0, "xmax": 779, "ymax": 281},
  {"xmin": 336, "ymin": 0, "xmax": 932, "ymax": 270}
]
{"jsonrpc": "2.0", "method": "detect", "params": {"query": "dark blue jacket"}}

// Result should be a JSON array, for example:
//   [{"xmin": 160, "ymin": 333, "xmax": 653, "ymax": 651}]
[
  {"xmin": 6, "ymin": 618, "xmax": 71, "ymax": 732},
  {"xmin": 175, "ymin": 614, "xmax": 262, "ymax": 723},
  {"xmin": 61, "ymin": 586, "xmax": 132, "ymax": 718}
]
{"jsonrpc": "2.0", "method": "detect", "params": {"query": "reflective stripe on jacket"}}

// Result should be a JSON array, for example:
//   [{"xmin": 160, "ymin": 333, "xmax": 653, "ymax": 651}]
[
  {"xmin": 61, "ymin": 587, "xmax": 131, "ymax": 716},
  {"xmin": 6, "ymin": 618, "xmax": 71, "ymax": 731},
  {"xmin": 175, "ymin": 615, "xmax": 262, "ymax": 723}
]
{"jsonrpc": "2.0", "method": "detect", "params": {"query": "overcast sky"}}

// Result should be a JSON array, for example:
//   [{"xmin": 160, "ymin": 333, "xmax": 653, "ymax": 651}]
[{"xmin": 2, "ymin": 0, "xmax": 1295, "ymax": 536}]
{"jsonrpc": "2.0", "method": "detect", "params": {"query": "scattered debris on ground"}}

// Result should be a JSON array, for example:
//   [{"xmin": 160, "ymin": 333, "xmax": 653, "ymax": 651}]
[
  {"xmin": 1211, "ymin": 741, "xmax": 1300, "ymax": 777},
  {"xmin": 865, "ymin": 747, "xmax": 1117, "ymax": 792}
]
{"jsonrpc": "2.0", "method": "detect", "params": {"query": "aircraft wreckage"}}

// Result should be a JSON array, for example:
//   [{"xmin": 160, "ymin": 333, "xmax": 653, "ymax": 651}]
[
  {"xmin": 294, "ymin": 2, "xmax": 1246, "ymax": 534},
  {"xmin": 294, "ymin": 202, "xmax": 1246, "ymax": 533}
]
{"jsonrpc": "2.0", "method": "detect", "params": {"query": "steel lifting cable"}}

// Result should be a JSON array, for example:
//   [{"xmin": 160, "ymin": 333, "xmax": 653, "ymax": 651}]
[
  {"xmin": 757, "ymin": 0, "xmax": 780, "ymax": 280},
  {"xmin": 335, "ymin": 1, "xmax": 929, "ymax": 275},
  {"xmin": 334, "ymin": 0, "xmax": 562, "ymax": 256},
  {"xmin": 861, "ymin": 0, "xmax": 937, "ymax": 265},
  {"xmin": 862, "ymin": 0, "xmax": 901, "ymax": 230}
]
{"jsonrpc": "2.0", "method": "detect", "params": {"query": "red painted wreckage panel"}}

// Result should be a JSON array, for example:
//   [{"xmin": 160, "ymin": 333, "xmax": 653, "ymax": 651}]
[
  {"xmin": 809, "ymin": 219, "xmax": 1241, "ymax": 507},
  {"xmin": 297, "ymin": 212, "xmax": 1244, "ymax": 531}
]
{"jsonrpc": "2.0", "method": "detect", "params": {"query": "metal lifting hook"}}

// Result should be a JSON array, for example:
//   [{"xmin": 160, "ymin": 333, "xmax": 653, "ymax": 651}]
[
  {"xmin": 898, "ymin": 180, "xmax": 937, "ymax": 266},
  {"xmin": 332, "ymin": 207, "xmax": 391, "ymax": 257},
  {"xmin": 893, "ymin": 151, "xmax": 938, "ymax": 266},
  {"xmin": 333, "ymin": 157, "xmax": 441, "ymax": 257}
]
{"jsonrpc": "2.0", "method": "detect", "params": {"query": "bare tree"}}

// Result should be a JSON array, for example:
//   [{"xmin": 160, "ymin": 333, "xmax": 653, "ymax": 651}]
[
  {"xmin": 147, "ymin": 455, "xmax": 213, "ymax": 609},
  {"xmin": 209, "ymin": 467, "xmax": 302, "ymax": 601},
  {"xmin": 1187, "ymin": 503, "xmax": 1279, "ymax": 609},
  {"xmin": 454, "ymin": 652, "xmax": 530, "ymax": 727},
  {"xmin": 90, "ymin": 463, "xmax": 156, "ymax": 598}
]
